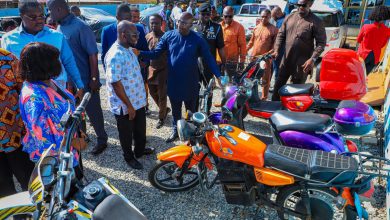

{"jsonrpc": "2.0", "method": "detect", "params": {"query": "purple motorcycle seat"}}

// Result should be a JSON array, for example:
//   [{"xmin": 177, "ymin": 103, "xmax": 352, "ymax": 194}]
[
  {"xmin": 264, "ymin": 144, "xmax": 358, "ymax": 184},
  {"xmin": 279, "ymin": 83, "xmax": 315, "ymax": 96},
  {"xmin": 270, "ymin": 110, "xmax": 332, "ymax": 133}
]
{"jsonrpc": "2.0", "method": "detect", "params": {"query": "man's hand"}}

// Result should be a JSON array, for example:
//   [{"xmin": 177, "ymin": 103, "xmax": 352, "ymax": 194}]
[
  {"xmin": 89, "ymin": 80, "xmax": 100, "ymax": 92},
  {"xmin": 75, "ymin": 88, "xmax": 84, "ymax": 100},
  {"xmin": 128, "ymin": 105, "xmax": 136, "ymax": 120},
  {"xmin": 271, "ymin": 51, "xmax": 278, "ymax": 59},
  {"xmin": 139, "ymin": 60, "xmax": 148, "ymax": 69},
  {"xmin": 216, "ymin": 77, "xmax": 222, "ymax": 89},
  {"xmin": 302, "ymin": 58, "xmax": 315, "ymax": 73}
]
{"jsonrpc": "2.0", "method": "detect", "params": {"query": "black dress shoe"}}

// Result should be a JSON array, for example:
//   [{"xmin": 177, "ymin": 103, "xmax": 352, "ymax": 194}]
[
  {"xmin": 156, "ymin": 119, "xmax": 164, "ymax": 129},
  {"xmin": 166, "ymin": 131, "xmax": 178, "ymax": 143},
  {"xmin": 91, "ymin": 144, "xmax": 107, "ymax": 155},
  {"xmin": 135, "ymin": 147, "xmax": 155, "ymax": 158},
  {"xmin": 125, "ymin": 158, "xmax": 143, "ymax": 170}
]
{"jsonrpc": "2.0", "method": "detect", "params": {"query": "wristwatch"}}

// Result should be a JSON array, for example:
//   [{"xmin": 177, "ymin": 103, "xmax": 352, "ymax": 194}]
[{"xmin": 92, "ymin": 77, "xmax": 97, "ymax": 81}]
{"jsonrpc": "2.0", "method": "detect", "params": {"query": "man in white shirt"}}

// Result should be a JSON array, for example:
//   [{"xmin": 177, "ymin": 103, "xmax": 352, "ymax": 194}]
[
  {"xmin": 186, "ymin": 1, "xmax": 194, "ymax": 15},
  {"xmin": 105, "ymin": 21, "xmax": 154, "ymax": 170},
  {"xmin": 170, "ymin": 2, "xmax": 182, "ymax": 29}
]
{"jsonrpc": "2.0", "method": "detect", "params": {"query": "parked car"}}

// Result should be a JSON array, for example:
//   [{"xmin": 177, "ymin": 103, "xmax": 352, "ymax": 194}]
[
  {"xmin": 140, "ymin": 4, "xmax": 163, "ymax": 31},
  {"xmin": 234, "ymin": 1, "xmax": 287, "ymax": 40},
  {"xmin": 234, "ymin": 3, "xmax": 268, "ymax": 39},
  {"xmin": 310, "ymin": 1, "xmax": 347, "ymax": 57},
  {"xmin": 80, "ymin": 7, "xmax": 116, "ymax": 42}
]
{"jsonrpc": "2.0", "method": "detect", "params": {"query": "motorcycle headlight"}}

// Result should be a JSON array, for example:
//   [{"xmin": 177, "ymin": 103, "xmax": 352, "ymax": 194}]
[{"xmin": 177, "ymin": 120, "xmax": 197, "ymax": 142}]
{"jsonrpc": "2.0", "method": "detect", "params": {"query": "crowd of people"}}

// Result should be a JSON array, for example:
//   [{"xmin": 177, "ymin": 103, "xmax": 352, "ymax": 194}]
[{"xmin": 0, "ymin": 0, "xmax": 389, "ymax": 198}]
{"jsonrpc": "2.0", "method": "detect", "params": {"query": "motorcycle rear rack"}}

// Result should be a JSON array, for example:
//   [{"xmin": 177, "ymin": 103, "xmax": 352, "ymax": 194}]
[{"xmin": 267, "ymin": 151, "xmax": 390, "ymax": 188}]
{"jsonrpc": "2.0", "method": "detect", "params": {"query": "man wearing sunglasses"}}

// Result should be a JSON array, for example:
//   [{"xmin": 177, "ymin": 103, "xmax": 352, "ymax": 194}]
[
  {"xmin": 220, "ymin": 6, "xmax": 246, "ymax": 78},
  {"xmin": 104, "ymin": 21, "xmax": 147, "ymax": 169},
  {"xmin": 271, "ymin": 0, "xmax": 326, "ymax": 101},
  {"xmin": 192, "ymin": 3, "xmax": 226, "ymax": 114},
  {"xmin": 139, "ymin": 12, "xmax": 222, "ymax": 143},
  {"xmin": 1, "ymin": 1, "xmax": 84, "ymax": 97}
]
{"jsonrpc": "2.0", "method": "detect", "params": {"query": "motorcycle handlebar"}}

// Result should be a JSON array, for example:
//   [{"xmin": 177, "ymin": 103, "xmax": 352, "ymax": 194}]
[{"xmin": 74, "ymin": 92, "xmax": 91, "ymax": 117}]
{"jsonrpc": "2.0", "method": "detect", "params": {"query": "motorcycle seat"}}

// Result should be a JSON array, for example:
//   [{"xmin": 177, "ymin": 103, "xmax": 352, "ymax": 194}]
[
  {"xmin": 92, "ymin": 194, "xmax": 147, "ymax": 220},
  {"xmin": 270, "ymin": 110, "xmax": 332, "ymax": 133},
  {"xmin": 279, "ymin": 83, "xmax": 314, "ymax": 96},
  {"xmin": 264, "ymin": 144, "xmax": 358, "ymax": 185}
]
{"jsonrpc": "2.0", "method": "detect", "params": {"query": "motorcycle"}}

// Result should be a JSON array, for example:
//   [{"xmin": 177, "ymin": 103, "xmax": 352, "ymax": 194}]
[
  {"xmin": 234, "ymin": 48, "xmax": 367, "ymax": 119},
  {"xmin": 148, "ymin": 110, "xmax": 388, "ymax": 219},
  {"xmin": 206, "ymin": 77, "xmax": 376, "ymax": 154},
  {"xmin": 0, "ymin": 93, "xmax": 147, "ymax": 220}
]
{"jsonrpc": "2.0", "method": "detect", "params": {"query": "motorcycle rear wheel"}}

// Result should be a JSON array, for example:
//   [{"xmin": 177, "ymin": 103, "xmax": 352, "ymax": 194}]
[
  {"xmin": 148, "ymin": 161, "xmax": 199, "ymax": 192},
  {"xmin": 276, "ymin": 184, "xmax": 345, "ymax": 220}
]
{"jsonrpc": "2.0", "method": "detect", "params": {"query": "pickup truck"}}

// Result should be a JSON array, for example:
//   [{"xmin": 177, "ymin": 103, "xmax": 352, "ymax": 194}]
[{"xmin": 234, "ymin": 3, "xmax": 269, "ymax": 40}]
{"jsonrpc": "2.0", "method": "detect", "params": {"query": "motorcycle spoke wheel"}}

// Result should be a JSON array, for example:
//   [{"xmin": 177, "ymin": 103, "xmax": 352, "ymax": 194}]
[
  {"xmin": 276, "ymin": 185, "xmax": 345, "ymax": 220},
  {"xmin": 149, "ymin": 161, "xmax": 199, "ymax": 192}
]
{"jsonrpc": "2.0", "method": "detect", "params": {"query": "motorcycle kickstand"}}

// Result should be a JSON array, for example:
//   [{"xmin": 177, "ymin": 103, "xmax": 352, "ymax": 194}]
[{"xmin": 300, "ymin": 182, "xmax": 312, "ymax": 220}]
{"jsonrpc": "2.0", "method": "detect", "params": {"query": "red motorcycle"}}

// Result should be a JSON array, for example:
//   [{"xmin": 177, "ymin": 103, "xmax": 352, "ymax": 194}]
[{"xmin": 231, "ymin": 48, "xmax": 367, "ymax": 119}]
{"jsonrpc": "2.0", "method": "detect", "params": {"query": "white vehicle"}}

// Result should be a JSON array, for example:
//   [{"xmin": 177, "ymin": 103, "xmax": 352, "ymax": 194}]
[
  {"xmin": 234, "ymin": 3, "xmax": 269, "ymax": 39},
  {"xmin": 294, "ymin": 0, "xmax": 347, "ymax": 57},
  {"xmin": 234, "ymin": 1, "xmax": 287, "ymax": 39}
]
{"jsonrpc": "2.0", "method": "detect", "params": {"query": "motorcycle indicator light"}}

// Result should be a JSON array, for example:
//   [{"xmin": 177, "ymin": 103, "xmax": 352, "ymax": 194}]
[{"xmin": 295, "ymin": 101, "xmax": 304, "ymax": 107}]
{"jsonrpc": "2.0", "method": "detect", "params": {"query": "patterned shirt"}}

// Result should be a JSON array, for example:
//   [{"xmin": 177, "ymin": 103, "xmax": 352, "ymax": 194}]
[
  {"xmin": 104, "ymin": 41, "xmax": 147, "ymax": 115},
  {"xmin": 19, "ymin": 80, "xmax": 79, "ymax": 166},
  {"xmin": 0, "ymin": 49, "xmax": 24, "ymax": 153}
]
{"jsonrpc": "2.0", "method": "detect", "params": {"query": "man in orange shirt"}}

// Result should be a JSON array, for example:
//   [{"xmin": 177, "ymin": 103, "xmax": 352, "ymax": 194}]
[
  {"xmin": 221, "ymin": 6, "xmax": 247, "ymax": 77},
  {"xmin": 247, "ymin": 9, "xmax": 278, "ymax": 100}
]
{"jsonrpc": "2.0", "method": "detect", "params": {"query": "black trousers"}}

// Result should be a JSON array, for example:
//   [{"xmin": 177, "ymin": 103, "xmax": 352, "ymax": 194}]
[
  {"xmin": 85, "ymin": 91, "xmax": 108, "ymax": 146},
  {"xmin": 114, "ymin": 108, "xmax": 146, "ymax": 160},
  {"xmin": 170, "ymin": 98, "xmax": 197, "ymax": 132},
  {"xmin": 365, "ymin": 51, "xmax": 376, "ymax": 74},
  {"xmin": 0, "ymin": 147, "xmax": 35, "ymax": 197},
  {"xmin": 271, "ymin": 63, "xmax": 309, "ymax": 101}
]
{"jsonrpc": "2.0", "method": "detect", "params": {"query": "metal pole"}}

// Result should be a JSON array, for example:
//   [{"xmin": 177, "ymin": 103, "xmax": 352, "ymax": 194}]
[{"xmin": 360, "ymin": 0, "xmax": 369, "ymax": 30}]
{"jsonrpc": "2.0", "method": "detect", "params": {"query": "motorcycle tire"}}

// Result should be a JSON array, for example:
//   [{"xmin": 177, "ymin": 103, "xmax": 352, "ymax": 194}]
[
  {"xmin": 148, "ymin": 160, "xmax": 199, "ymax": 192},
  {"xmin": 276, "ymin": 184, "xmax": 346, "ymax": 220}
]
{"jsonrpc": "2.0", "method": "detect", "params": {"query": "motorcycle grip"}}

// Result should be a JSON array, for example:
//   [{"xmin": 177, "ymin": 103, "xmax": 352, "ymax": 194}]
[{"xmin": 74, "ymin": 92, "xmax": 91, "ymax": 115}]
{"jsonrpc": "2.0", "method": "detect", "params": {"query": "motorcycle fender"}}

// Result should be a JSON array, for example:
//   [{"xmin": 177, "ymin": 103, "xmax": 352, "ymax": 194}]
[
  {"xmin": 0, "ymin": 191, "xmax": 36, "ymax": 219},
  {"xmin": 157, "ymin": 145, "xmax": 213, "ymax": 170}
]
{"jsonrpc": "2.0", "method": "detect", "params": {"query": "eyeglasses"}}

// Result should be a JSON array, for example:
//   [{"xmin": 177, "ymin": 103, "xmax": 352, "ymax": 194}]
[
  {"xmin": 295, "ymin": 3, "xmax": 308, "ymax": 8},
  {"xmin": 178, "ymin": 20, "xmax": 192, "ymax": 26},
  {"xmin": 23, "ymin": 14, "xmax": 45, "ymax": 21},
  {"xmin": 201, "ymin": 12, "xmax": 211, "ymax": 16},
  {"xmin": 127, "ymin": 31, "xmax": 140, "ymax": 38},
  {"xmin": 223, "ymin": 15, "xmax": 233, "ymax": 18}
]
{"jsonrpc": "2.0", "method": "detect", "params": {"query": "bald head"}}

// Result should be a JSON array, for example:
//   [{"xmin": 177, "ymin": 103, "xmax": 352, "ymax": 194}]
[
  {"xmin": 47, "ymin": 0, "xmax": 68, "ymax": 10},
  {"xmin": 223, "ymin": 6, "xmax": 234, "ymax": 14},
  {"xmin": 177, "ymin": 12, "xmax": 193, "ymax": 36},
  {"xmin": 180, "ymin": 12, "xmax": 193, "ymax": 21},
  {"xmin": 117, "ymin": 20, "xmax": 136, "ymax": 35},
  {"xmin": 47, "ymin": 0, "xmax": 69, "ymax": 22},
  {"xmin": 271, "ymin": 6, "xmax": 283, "ymax": 19},
  {"xmin": 117, "ymin": 20, "xmax": 138, "ymax": 47},
  {"xmin": 222, "ymin": 6, "xmax": 234, "ymax": 25}
]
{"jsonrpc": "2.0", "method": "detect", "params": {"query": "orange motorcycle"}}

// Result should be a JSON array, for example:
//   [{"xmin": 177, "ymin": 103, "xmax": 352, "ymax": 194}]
[{"xmin": 149, "ymin": 111, "xmax": 389, "ymax": 219}]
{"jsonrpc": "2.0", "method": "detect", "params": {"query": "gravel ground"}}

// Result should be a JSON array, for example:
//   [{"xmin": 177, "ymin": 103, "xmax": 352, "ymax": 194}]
[{"xmin": 78, "ymin": 62, "xmax": 387, "ymax": 219}]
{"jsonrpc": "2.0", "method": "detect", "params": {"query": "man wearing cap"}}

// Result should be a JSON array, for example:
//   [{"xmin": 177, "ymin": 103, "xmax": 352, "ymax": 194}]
[{"xmin": 192, "ymin": 3, "xmax": 226, "ymax": 113}]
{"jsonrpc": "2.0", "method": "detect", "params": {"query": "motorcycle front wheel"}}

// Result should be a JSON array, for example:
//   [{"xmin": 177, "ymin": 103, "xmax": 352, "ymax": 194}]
[
  {"xmin": 148, "ymin": 161, "xmax": 199, "ymax": 192},
  {"xmin": 276, "ymin": 184, "xmax": 346, "ymax": 220}
]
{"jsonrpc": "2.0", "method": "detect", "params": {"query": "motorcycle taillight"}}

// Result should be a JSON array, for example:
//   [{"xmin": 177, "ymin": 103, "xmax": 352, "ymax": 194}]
[{"xmin": 345, "ymin": 140, "xmax": 358, "ymax": 152}]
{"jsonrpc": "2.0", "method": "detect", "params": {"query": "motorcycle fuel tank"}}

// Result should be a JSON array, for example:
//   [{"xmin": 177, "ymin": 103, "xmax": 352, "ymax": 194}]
[{"xmin": 205, "ymin": 125, "xmax": 267, "ymax": 167}]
